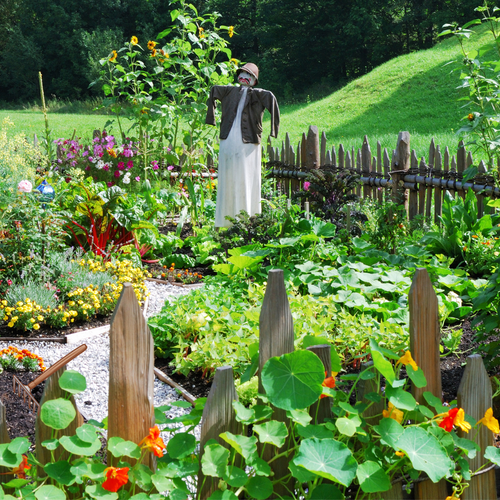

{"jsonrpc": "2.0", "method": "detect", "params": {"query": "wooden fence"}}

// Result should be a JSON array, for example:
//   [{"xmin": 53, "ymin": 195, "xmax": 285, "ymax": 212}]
[
  {"xmin": 0, "ymin": 275, "xmax": 494, "ymax": 498},
  {"xmin": 267, "ymin": 127, "xmax": 500, "ymax": 221}
]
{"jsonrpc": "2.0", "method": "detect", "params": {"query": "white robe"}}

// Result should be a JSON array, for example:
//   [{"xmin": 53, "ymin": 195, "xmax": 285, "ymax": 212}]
[{"xmin": 215, "ymin": 87, "xmax": 261, "ymax": 228}]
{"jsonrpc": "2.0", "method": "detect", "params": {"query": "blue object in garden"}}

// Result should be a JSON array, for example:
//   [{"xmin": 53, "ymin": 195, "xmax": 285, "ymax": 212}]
[{"xmin": 35, "ymin": 180, "xmax": 55, "ymax": 204}]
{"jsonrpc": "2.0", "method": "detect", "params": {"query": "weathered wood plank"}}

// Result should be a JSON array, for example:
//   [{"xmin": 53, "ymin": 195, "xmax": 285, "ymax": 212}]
[
  {"xmin": 418, "ymin": 158, "xmax": 426, "ymax": 216},
  {"xmin": 409, "ymin": 150, "xmax": 418, "ymax": 221},
  {"xmin": 426, "ymin": 138, "xmax": 435, "ymax": 218},
  {"xmin": 434, "ymin": 146, "xmax": 443, "ymax": 224},
  {"xmin": 362, "ymin": 136, "xmax": 371, "ymax": 199},
  {"xmin": 307, "ymin": 345, "xmax": 333, "ymax": 424},
  {"xmin": 305, "ymin": 126, "xmax": 320, "ymax": 169},
  {"xmin": 320, "ymin": 131, "xmax": 327, "ymax": 165}
]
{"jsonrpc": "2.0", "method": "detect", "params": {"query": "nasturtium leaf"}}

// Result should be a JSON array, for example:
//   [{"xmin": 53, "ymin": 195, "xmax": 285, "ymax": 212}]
[
  {"xmin": 310, "ymin": 484, "xmax": 344, "ymax": 500},
  {"xmin": 171, "ymin": 401, "xmax": 192, "ymax": 408},
  {"xmin": 170, "ymin": 487, "xmax": 188, "ymax": 500},
  {"xmin": 76, "ymin": 424, "xmax": 98, "ymax": 443},
  {"xmin": 406, "ymin": 366, "xmax": 427, "ymax": 388},
  {"xmin": 253, "ymin": 421, "xmax": 288, "ymax": 448},
  {"xmin": 220, "ymin": 432, "xmax": 257, "ymax": 461},
  {"xmin": 428, "ymin": 426, "xmax": 455, "ymax": 454},
  {"xmin": 395, "ymin": 427, "xmax": 452, "ymax": 482},
  {"xmin": 339, "ymin": 402, "xmax": 358, "ymax": 414},
  {"xmin": 130, "ymin": 494, "xmax": 151, "ymax": 500},
  {"xmin": 423, "ymin": 392, "xmax": 449, "ymax": 413},
  {"xmin": 245, "ymin": 476, "xmax": 273, "ymax": 500},
  {"xmin": 44, "ymin": 461, "xmax": 76, "ymax": 486},
  {"xmin": 364, "ymin": 392, "xmax": 382, "ymax": 404},
  {"xmin": 359, "ymin": 370, "xmax": 375, "ymax": 380},
  {"xmin": 70, "ymin": 460, "xmax": 89, "ymax": 478},
  {"xmin": 41, "ymin": 399, "xmax": 76, "ymax": 430},
  {"xmin": 85, "ymin": 484, "xmax": 118, "ymax": 500},
  {"xmin": 385, "ymin": 385, "xmax": 417, "ymax": 411},
  {"xmin": 151, "ymin": 474, "xmax": 175, "ymax": 494},
  {"xmin": 374, "ymin": 418, "xmax": 404, "ymax": 448},
  {"xmin": 416, "ymin": 405, "xmax": 434, "ymax": 419},
  {"xmin": 484, "ymin": 446, "xmax": 500, "ymax": 466},
  {"xmin": 450, "ymin": 433, "xmax": 478, "ymax": 459},
  {"xmin": 335, "ymin": 418, "xmax": 356, "ymax": 437},
  {"xmin": 7, "ymin": 438, "xmax": 29, "ymax": 455},
  {"xmin": 233, "ymin": 401, "xmax": 254, "ymax": 423},
  {"xmin": 160, "ymin": 457, "xmax": 199, "ymax": 478},
  {"xmin": 248, "ymin": 456, "xmax": 271, "ymax": 477},
  {"xmin": 87, "ymin": 419, "xmax": 105, "ymax": 429},
  {"xmin": 154, "ymin": 407, "xmax": 167, "ymax": 424},
  {"xmin": 42, "ymin": 438, "xmax": 59, "ymax": 451},
  {"xmin": 35, "ymin": 485, "xmax": 67, "ymax": 500},
  {"xmin": 222, "ymin": 465, "xmax": 248, "ymax": 488},
  {"xmin": 130, "ymin": 464, "xmax": 153, "ymax": 491},
  {"xmin": 356, "ymin": 461, "xmax": 391, "ymax": 493},
  {"xmin": 294, "ymin": 438, "xmax": 357, "ymax": 487},
  {"xmin": 58, "ymin": 370, "xmax": 87, "ymax": 394},
  {"xmin": 59, "ymin": 435, "xmax": 102, "ymax": 457},
  {"xmin": 207, "ymin": 490, "xmax": 239, "ymax": 500},
  {"xmin": 3, "ymin": 479, "xmax": 28, "ymax": 489},
  {"xmin": 167, "ymin": 433, "xmax": 196, "ymax": 459},
  {"xmin": 0, "ymin": 444, "xmax": 21, "ymax": 468},
  {"xmin": 297, "ymin": 424, "xmax": 334, "ymax": 440},
  {"xmin": 201, "ymin": 441, "xmax": 230, "ymax": 477},
  {"xmin": 457, "ymin": 456, "xmax": 471, "ymax": 481},
  {"xmin": 369, "ymin": 341, "xmax": 395, "ymax": 386},
  {"xmin": 289, "ymin": 460, "xmax": 317, "ymax": 482},
  {"xmin": 286, "ymin": 409, "xmax": 312, "ymax": 426},
  {"xmin": 261, "ymin": 350, "xmax": 325, "ymax": 411},
  {"xmin": 84, "ymin": 463, "xmax": 107, "ymax": 480}
]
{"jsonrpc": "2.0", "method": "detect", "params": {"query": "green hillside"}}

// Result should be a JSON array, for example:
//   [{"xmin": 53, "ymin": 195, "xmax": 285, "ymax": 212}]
[{"xmin": 271, "ymin": 23, "xmax": 495, "ymax": 161}]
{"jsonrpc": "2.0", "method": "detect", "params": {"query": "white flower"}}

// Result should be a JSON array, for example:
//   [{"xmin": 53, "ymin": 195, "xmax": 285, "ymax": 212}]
[
  {"xmin": 17, "ymin": 180, "xmax": 32, "ymax": 193},
  {"xmin": 96, "ymin": 160, "xmax": 105, "ymax": 170},
  {"xmin": 122, "ymin": 172, "xmax": 131, "ymax": 184}
]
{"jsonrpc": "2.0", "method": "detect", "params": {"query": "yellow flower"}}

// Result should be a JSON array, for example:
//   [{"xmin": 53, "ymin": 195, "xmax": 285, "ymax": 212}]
[
  {"xmin": 130, "ymin": 36, "xmax": 138, "ymax": 45},
  {"xmin": 150, "ymin": 49, "xmax": 157, "ymax": 57},
  {"xmin": 37, "ymin": 315, "xmax": 43, "ymax": 321},
  {"xmin": 395, "ymin": 450, "xmax": 405, "ymax": 457},
  {"xmin": 397, "ymin": 351, "xmax": 418, "ymax": 371},
  {"xmin": 147, "ymin": 40, "xmax": 157, "ymax": 50},
  {"xmin": 446, "ymin": 496, "xmax": 460, "ymax": 500},
  {"xmin": 478, "ymin": 408, "xmax": 500, "ymax": 434},
  {"xmin": 109, "ymin": 50, "xmax": 117, "ymax": 62},
  {"xmin": 454, "ymin": 408, "xmax": 471, "ymax": 433},
  {"xmin": 382, "ymin": 402, "xmax": 403, "ymax": 424},
  {"xmin": 467, "ymin": 113, "xmax": 474, "ymax": 121},
  {"xmin": 198, "ymin": 27, "xmax": 205, "ymax": 39},
  {"xmin": 33, "ymin": 324, "xmax": 40, "ymax": 330},
  {"xmin": 228, "ymin": 26, "xmax": 234, "ymax": 38}
]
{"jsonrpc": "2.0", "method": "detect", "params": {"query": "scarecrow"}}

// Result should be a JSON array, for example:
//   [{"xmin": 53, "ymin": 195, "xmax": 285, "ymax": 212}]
[{"xmin": 205, "ymin": 63, "xmax": 280, "ymax": 227}]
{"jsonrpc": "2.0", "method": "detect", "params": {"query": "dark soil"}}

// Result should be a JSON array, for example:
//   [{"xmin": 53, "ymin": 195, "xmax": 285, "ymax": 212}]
[
  {"xmin": 0, "ymin": 371, "xmax": 45, "ymax": 444},
  {"xmin": 155, "ymin": 359, "xmax": 211, "ymax": 400}
]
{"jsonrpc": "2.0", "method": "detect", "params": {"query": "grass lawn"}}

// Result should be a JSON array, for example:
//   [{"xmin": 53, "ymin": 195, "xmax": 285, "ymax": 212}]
[{"xmin": 0, "ymin": 24, "xmax": 494, "ymax": 162}]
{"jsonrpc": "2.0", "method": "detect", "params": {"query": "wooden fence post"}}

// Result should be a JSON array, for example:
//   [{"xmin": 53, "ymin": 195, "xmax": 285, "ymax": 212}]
[
  {"xmin": 307, "ymin": 345, "xmax": 333, "ymax": 423},
  {"xmin": 198, "ymin": 366, "xmax": 240, "ymax": 500},
  {"xmin": 362, "ymin": 136, "xmax": 371, "ymax": 199},
  {"xmin": 305, "ymin": 126, "xmax": 320, "ymax": 169},
  {"xmin": 35, "ymin": 367, "xmax": 84, "ymax": 475},
  {"xmin": 0, "ymin": 401, "xmax": 12, "ymax": 484},
  {"xmin": 457, "ymin": 355, "xmax": 496, "ymax": 500},
  {"xmin": 107, "ymin": 283, "xmax": 155, "ymax": 468},
  {"xmin": 391, "ymin": 132, "xmax": 410, "ymax": 211},
  {"xmin": 408, "ymin": 268, "xmax": 447, "ymax": 499},
  {"xmin": 408, "ymin": 150, "xmax": 418, "ymax": 221},
  {"xmin": 259, "ymin": 269, "xmax": 294, "ymax": 496}
]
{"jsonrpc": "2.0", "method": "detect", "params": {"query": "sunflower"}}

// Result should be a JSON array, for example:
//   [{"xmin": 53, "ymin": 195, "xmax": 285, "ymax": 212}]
[
  {"xmin": 130, "ymin": 36, "xmax": 138, "ymax": 45},
  {"xmin": 109, "ymin": 50, "xmax": 117, "ymax": 62},
  {"xmin": 147, "ymin": 40, "xmax": 157, "ymax": 50}
]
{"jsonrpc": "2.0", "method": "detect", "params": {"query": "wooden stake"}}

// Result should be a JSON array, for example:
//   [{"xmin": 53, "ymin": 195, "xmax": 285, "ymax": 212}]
[{"xmin": 307, "ymin": 345, "xmax": 332, "ymax": 423}]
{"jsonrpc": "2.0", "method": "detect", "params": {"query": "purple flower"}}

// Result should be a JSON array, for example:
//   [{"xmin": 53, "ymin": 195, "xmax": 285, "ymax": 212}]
[
  {"xmin": 103, "ymin": 164, "xmax": 110, "ymax": 171},
  {"xmin": 127, "ymin": 160, "xmax": 134, "ymax": 169},
  {"xmin": 167, "ymin": 165, "xmax": 174, "ymax": 171},
  {"xmin": 114, "ymin": 170, "xmax": 121, "ymax": 178},
  {"xmin": 117, "ymin": 161, "xmax": 125, "ymax": 171},
  {"xmin": 135, "ymin": 176, "xmax": 140, "ymax": 181},
  {"xmin": 85, "ymin": 166, "xmax": 91, "ymax": 171},
  {"xmin": 303, "ymin": 181, "xmax": 311, "ymax": 191},
  {"xmin": 107, "ymin": 181, "xmax": 113, "ymax": 187},
  {"xmin": 151, "ymin": 160, "xmax": 159, "ymax": 170}
]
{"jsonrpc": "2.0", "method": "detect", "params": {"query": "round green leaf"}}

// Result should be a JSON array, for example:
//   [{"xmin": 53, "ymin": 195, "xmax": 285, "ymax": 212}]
[
  {"xmin": 335, "ymin": 417, "xmax": 356, "ymax": 437},
  {"xmin": 60, "ymin": 435, "xmax": 102, "ymax": 457},
  {"xmin": 219, "ymin": 432, "xmax": 257, "ymax": 461},
  {"xmin": 356, "ymin": 461, "xmax": 391, "ymax": 493},
  {"xmin": 207, "ymin": 491, "xmax": 239, "ymax": 500},
  {"xmin": 44, "ymin": 461, "xmax": 76, "ymax": 486},
  {"xmin": 40, "ymin": 399, "xmax": 76, "ymax": 430},
  {"xmin": 261, "ymin": 350, "xmax": 324, "ymax": 411},
  {"xmin": 201, "ymin": 441, "xmax": 230, "ymax": 477},
  {"xmin": 0, "ymin": 444, "xmax": 20, "ymax": 468},
  {"xmin": 7, "ymin": 437, "xmax": 30, "ymax": 455},
  {"xmin": 76, "ymin": 424, "xmax": 98, "ymax": 443},
  {"xmin": 373, "ymin": 418, "xmax": 404, "ymax": 448},
  {"xmin": 58, "ymin": 370, "xmax": 87, "ymax": 394},
  {"xmin": 395, "ymin": 427, "xmax": 452, "ymax": 482},
  {"xmin": 310, "ymin": 484, "xmax": 344, "ymax": 500},
  {"xmin": 246, "ymin": 476, "xmax": 273, "ymax": 500},
  {"xmin": 167, "ymin": 432, "xmax": 196, "ymax": 459},
  {"xmin": 385, "ymin": 385, "xmax": 417, "ymax": 411},
  {"xmin": 85, "ymin": 484, "xmax": 118, "ymax": 500},
  {"xmin": 253, "ymin": 421, "xmax": 288, "ymax": 448},
  {"xmin": 108, "ymin": 437, "xmax": 141, "ymax": 459},
  {"xmin": 297, "ymin": 424, "xmax": 334, "ymax": 440},
  {"xmin": 222, "ymin": 465, "xmax": 248, "ymax": 488},
  {"xmin": 294, "ymin": 438, "xmax": 357, "ymax": 487},
  {"xmin": 35, "ymin": 485, "xmax": 67, "ymax": 500},
  {"xmin": 289, "ymin": 460, "xmax": 317, "ymax": 482},
  {"xmin": 42, "ymin": 439, "xmax": 59, "ymax": 451}
]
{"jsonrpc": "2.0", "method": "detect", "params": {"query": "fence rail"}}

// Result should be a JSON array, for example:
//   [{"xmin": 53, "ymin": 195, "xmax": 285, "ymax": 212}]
[{"xmin": 267, "ymin": 127, "xmax": 500, "ymax": 221}]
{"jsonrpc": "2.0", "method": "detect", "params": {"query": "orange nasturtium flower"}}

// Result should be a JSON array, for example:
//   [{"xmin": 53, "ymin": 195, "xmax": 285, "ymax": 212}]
[
  {"xmin": 478, "ymin": 407, "xmax": 500, "ymax": 434},
  {"xmin": 11, "ymin": 455, "xmax": 31, "ymax": 479},
  {"xmin": 109, "ymin": 50, "xmax": 117, "ymax": 62},
  {"xmin": 383, "ymin": 402, "xmax": 404, "ymax": 424},
  {"xmin": 147, "ymin": 40, "xmax": 157, "ymax": 50},
  {"xmin": 397, "ymin": 351, "xmax": 418, "ymax": 371},
  {"xmin": 102, "ymin": 466, "xmax": 129, "ymax": 492},
  {"xmin": 438, "ymin": 407, "xmax": 471, "ymax": 433},
  {"xmin": 139, "ymin": 426, "xmax": 165, "ymax": 457},
  {"xmin": 130, "ymin": 36, "xmax": 138, "ymax": 45},
  {"xmin": 319, "ymin": 371, "xmax": 336, "ymax": 399}
]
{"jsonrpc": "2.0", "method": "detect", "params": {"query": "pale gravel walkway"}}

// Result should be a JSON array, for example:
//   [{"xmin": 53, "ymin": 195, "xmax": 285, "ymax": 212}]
[{"xmin": 0, "ymin": 281, "xmax": 200, "ymax": 433}]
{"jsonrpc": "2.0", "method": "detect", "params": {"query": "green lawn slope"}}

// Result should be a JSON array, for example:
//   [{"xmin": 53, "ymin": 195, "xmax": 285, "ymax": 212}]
[{"xmin": 270, "ymin": 23, "xmax": 495, "ymax": 161}]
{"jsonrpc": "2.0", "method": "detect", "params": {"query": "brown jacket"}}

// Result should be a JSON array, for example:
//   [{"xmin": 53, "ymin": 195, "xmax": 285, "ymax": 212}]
[{"xmin": 205, "ymin": 85, "xmax": 280, "ymax": 145}]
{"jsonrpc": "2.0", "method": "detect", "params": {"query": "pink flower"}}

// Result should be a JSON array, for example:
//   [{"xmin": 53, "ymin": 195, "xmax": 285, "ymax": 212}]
[
  {"xmin": 127, "ymin": 160, "xmax": 133, "ymax": 169},
  {"xmin": 303, "ymin": 181, "xmax": 311, "ymax": 191},
  {"xmin": 117, "ymin": 162, "xmax": 125, "ymax": 170},
  {"xmin": 114, "ymin": 170, "xmax": 121, "ymax": 178},
  {"xmin": 151, "ymin": 160, "xmax": 159, "ymax": 170},
  {"xmin": 103, "ymin": 164, "xmax": 110, "ymax": 171},
  {"xmin": 107, "ymin": 181, "xmax": 113, "ymax": 187},
  {"xmin": 167, "ymin": 165, "xmax": 174, "ymax": 171},
  {"xmin": 17, "ymin": 180, "xmax": 32, "ymax": 193},
  {"xmin": 135, "ymin": 176, "xmax": 140, "ymax": 181},
  {"xmin": 7, "ymin": 279, "xmax": 12, "ymax": 286}
]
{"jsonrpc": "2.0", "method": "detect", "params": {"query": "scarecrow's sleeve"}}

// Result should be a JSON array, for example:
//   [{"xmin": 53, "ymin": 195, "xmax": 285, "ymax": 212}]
[
  {"xmin": 205, "ymin": 85, "xmax": 231, "ymax": 126},
  {"xmin": 260, "ymin": 90, "xmax": 280, "ymax": 138}
]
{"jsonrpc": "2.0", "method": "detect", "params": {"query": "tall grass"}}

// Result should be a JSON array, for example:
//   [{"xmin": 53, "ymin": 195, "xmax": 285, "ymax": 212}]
[{"xmin": 0, "ymin": 24, "xmax": 494, "ymax": 160}]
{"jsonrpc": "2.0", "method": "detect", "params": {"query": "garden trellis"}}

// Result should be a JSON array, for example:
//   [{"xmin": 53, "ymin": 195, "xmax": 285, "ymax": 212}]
[{"xmin": 267, "ymin": 127, "xmax": 500, "ymax": 221}]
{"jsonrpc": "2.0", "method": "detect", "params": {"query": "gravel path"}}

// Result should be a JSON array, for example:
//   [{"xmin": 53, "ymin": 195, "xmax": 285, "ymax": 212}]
[{"xmin": 0, "ymin": 281, "xmax": 199, "ymax": 429}]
